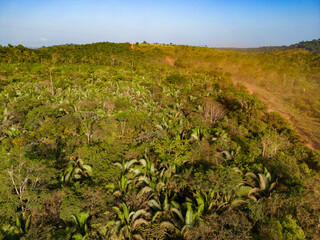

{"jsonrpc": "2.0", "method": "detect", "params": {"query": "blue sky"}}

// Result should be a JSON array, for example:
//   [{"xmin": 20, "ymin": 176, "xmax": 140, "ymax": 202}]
[{"xmin": 0, "ymin": 0, "xmax": 319, "ymax": 48}]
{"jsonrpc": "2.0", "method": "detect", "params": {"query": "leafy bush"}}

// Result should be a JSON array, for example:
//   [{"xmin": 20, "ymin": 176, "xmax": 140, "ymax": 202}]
[{"xmin": 165, "ymin": 74, "xmax": 187, "ymax": 85}]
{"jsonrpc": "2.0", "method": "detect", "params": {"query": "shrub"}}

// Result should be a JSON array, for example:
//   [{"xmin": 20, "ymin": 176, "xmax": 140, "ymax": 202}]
[
  {"xmin": 272, "ymin": 215, "xmax": 306, "ymax": 240},
  {"xmin": 165, "ymin": 74, "xmax": 187, "ymax": 85}
]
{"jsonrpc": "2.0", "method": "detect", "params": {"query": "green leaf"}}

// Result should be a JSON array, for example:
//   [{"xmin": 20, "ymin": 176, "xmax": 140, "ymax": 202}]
[
  {"xmin": 160, "ymin": 221, "xmax": 177, "ymax": 231},
  {"xmin": 74, "ymin": 168, "xmax": 82, "ymax": 174},
  {"xmin": 112, "ymin": 206, "xmax": 123, "ymax": 221},
  {"xmin": 138, "ymin": 176, "xmax": 150, "ymax": 185},
  {"xmin": 64, "ymin": 168, "xmax": 73, "ymax": 183},
  {"xmin": 77, "ymin": 158, "xmax": 84, "ymax": 166},
  {"xmin": 246, "ymin": 172, "xmax": 258, "ymax": 181},
  {"xmin": 237, "ymin": 186, "xmax": 253, "ymax": 197},
  {"xmin": 114, "ymin": 162, "xmax": 123, "ymax": 169},
  {"xmin": 185, "ymin": 208, "xmax": 193, "ymax": 226},
  {"xmin": 132, "ymin": 234, "xmax": 145, "ymax": 240},
  {"xmin": 82, "ymin": 165, "xmax": 93, "ymax": 177},
  {"xmin": 231, "ymin": 199, "xmax": 246, "ymax": 208},
  {"xmin": 152, "ymin": 211, "xmax": 163, "ymax": 222},
  {"xmin": 15, "ymin": 217, "xmax": 21, "ymax": 230},
  {"xmin": 113, "ymin": 190, "xmax": 122, "ymax": 197},
  {"xmin": 78, "ymin": 212, "xmax": 89, "ymax": 227},
  {"xmin": 269, "ymin": 181, "xmax": 277, "ymax": 192},
  {"xmin": 132, "ymin": 209, "xmax": 148, "ymax": 223},
  {"xmin": 72, "ymin": 233, "xmax": 84, "ymax": 240},
  {"xmin": 122, "ymin": 202, "xmax": 130, "ymax": 221},
  {"xmin": 248, "ymin": 188, "xmax": 262, "ymax": 197},
  {"xmin": 181, "ymin": 225, "xmax": 192, "ymax": 238},
  {"xmin": 137, "ymin": 186, "xmax": 153, "ymax": 198},
  {"xmin": 126, "ymin": 159, "xmax": 138, "ymax": 169},
  {"xmin": 74, "ymin": 174, "xmax": 82, "ymax": 179},
  {"xmin": 71, "ymin": 214, "xmax": 79, "ymax": 226},
  {"xmin": 139, "ymin": 159, "xmax": 147, "ymax": 167},
  {"xmin": 132, "ymin": 218, "xmax": 149, "ymax": 230},
  {"xmin": 148, "ymin": 199, "xmax": 161, "ymax": 210},
  {"xmin": 105, "ymin": 183, "xmax": 115, "ymax": 190},
  {"xmin": 191, "ymin": 132, "xmax": 199, "ymax": 141},
  {"xmin": 171, "ymin": 208, "xmax": 184, "ymax": 222},
  {"xmin": 258, "ymin": 173, "xmax": 268, "ymax": 191},
  {"xmin": 25, "ymin": 215, "xmax": 31, "ymax": 231}
]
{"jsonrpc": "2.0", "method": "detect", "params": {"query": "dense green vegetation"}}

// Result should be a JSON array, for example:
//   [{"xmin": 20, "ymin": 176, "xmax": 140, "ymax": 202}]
[
  {"xmin": 288, "ymin": 39, "xmax": 320, "ymax": 53},
  {"xmin": 0, "ymin": 42, "xmax": 319, "ymax": 239}
]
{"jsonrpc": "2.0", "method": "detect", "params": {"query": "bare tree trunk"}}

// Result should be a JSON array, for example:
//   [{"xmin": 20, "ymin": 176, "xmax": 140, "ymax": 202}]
[
  {"xmin": 49, "ymin": 68, "xmax": 54, "ymax": 96},
  {"xmin": 8, "ymin": 163, "xmax": 29, "ymax": 219},
  {"xmin": 120, "ymin": 121, "xmax": 126, "ymax": 135}
]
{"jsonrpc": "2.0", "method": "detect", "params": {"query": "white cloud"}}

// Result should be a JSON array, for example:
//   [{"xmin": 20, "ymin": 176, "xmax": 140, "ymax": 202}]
[{"xmin": 40, "ymin": 37, "xmax": 48, "ymax": 42}]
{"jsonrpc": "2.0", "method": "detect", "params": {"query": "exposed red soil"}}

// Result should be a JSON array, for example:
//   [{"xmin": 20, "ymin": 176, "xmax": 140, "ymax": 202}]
[
  {"xmin": 165, "ymin": 56, "xmax": 175, "ymax": 66},
  {"xmin": 238, "ymin": 82, "xmax": 317, "ymax": 151}
]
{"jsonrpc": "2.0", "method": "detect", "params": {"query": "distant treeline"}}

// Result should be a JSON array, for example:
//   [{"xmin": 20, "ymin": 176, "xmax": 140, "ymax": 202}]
[
  {"xmin": 288, "ymin": 38, "xmax": 320, "ymax": 53},
  {"xmin": 0, "ymin": 42, "xmax": 164, "ymax": 64},
  {"xmin": 220, "ymin": 39, "xmax": 320, "ymax": 53}
]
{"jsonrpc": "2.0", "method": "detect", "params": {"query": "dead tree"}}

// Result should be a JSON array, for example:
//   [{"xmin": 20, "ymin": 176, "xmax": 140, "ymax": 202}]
[{"xmin": 204, "ymin": 100, "xmax": 228, "ymax": 127}]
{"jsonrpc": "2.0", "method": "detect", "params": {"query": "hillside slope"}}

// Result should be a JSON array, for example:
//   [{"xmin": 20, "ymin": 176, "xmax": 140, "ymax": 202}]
[
  {"xmin": 152, "ymin": 44, "xmax": 320, "ymax": 150},
  {"xmin": 0, "ymin": 42, "xmax": 319, "ymax": 239}
]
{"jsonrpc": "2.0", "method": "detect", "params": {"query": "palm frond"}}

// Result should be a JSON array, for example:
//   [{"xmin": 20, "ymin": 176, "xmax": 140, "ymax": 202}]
[
  {"xmin": 132, "ymin": 209, "xmax": 148, "ymax": 223},
  {"xmin": 132, "ymin": 234, "xmax": 145, "ymax": 240},
  {"xmin": 171, "ymin": 208, "xmax": 184, "ymax": 222},
  {"xmin": 148, "ymin": 199, "xmax": 161, "ymax": 210},
  {"xmin": 132, "ymin": 218, "xmax": 149, "ymax": 230},
  {"xmin": 160, "ymin": 221, "xmax": 177, "ymax": 231},
  {"xmin": 269, "ymin": 181, "xmax": 277, "ymax": 192},
  {"xmin": 248, "ymin": 187, "xmax": 262, "ymax": 197},
  {"xmin": 246, "ymin": 172, "xmax": 258, "ymax": 181},
  {"xmin": 258, "ymin": 173, "xmax": 268, "ymax": 191},
  {"xmin": 152, "ymin": 211, "xmax": 163, "ymax": 222}
]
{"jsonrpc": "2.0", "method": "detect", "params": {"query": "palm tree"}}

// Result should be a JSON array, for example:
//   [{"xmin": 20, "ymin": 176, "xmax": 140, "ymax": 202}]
[
  {"xmin": 60, "ymin": 157, "xmax": 93, "ymax": 184},
  {"xmin": 192, "ymin": 187, "xmax": 246, "ymax": 217},
  {"xmin": 135, "ymin": 164, "xmax": 175, "ymax": 201},
  {"xmin": 212, "ymin": 129, "xmax": 228, "ymax": 143},
  {"xmin": 114, "ymin": 159, "xmax": 138, "ymax": 177},
  {"xmin": 190, "ymin": 128, "xmax": 203, "ymax": 142},
  {"xmin": 193, "ymin": 189, "xmax": 215, "ymax": 216},
  {"xmin": 160, "ymin": 201, "xmax": 201, "ymax": 239},
  {"xmin": 212, "ymin": 189, "xmax": 246, "ymax": 214},
  {"xmin": 107, "ymin": 202, "xmax": 149, "ymax": 240},
  {"xmin": 71, "ymin": 212, "xmax": 89, "ymax": 240},
  {"xmin": 131, "ymin": 158, "xmax": 156, "ymax": 179},
  {"xmin": 131, "ymin": 158, "xmax": 165, "ymax": 199},
  {"xmin": 2, "ymin": 215, "xmax": 31, "ymax": 238},
  {"xmin": 222, "ymin": 146, "xmax": 241, "ymax": 161},
  {"xmin": 245, "ymin": 168, "xmax": 277, "ymax": 201},
  {"xmin": 113, "ymin": 174, "xmax": 132, "ymax": 198},
  {"xmin": 148, "ymin": 193, "xmax": 179, "ymax": 222}
]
